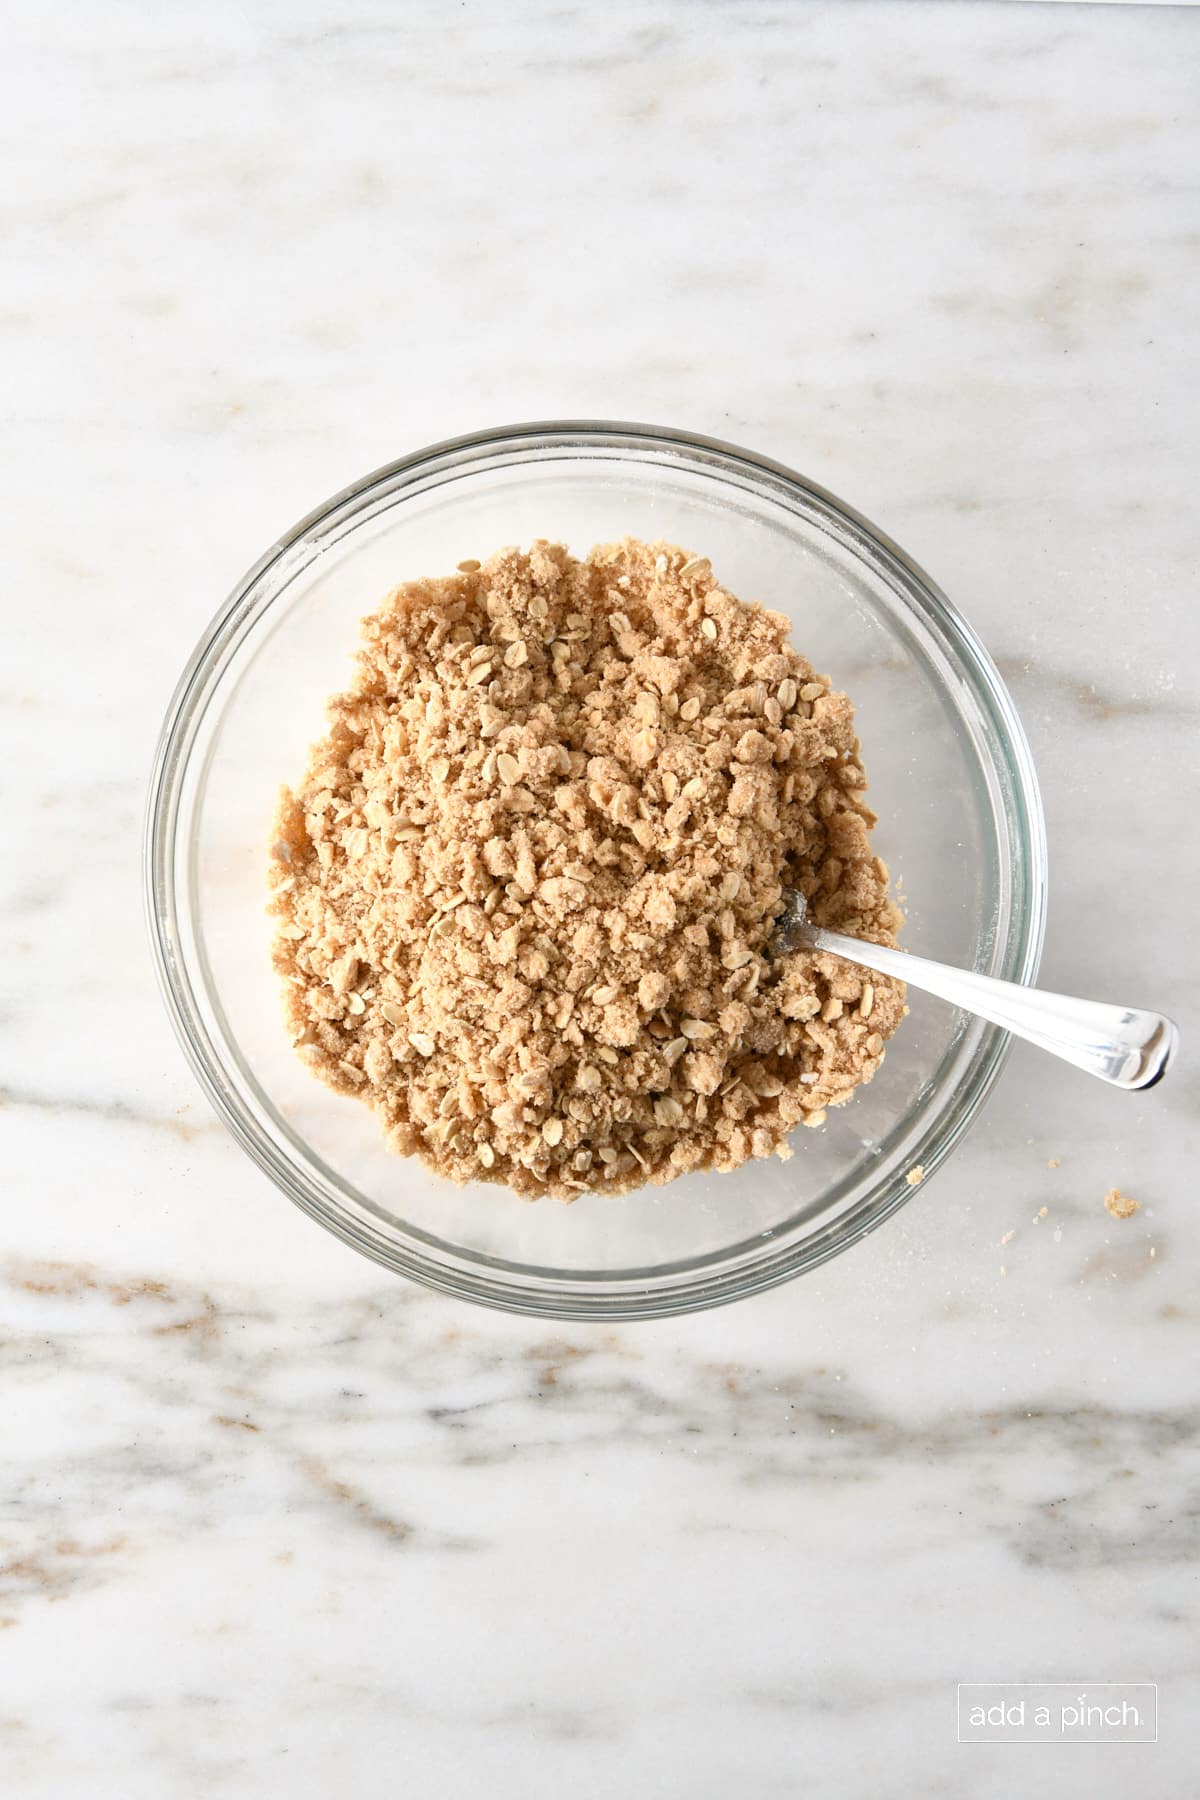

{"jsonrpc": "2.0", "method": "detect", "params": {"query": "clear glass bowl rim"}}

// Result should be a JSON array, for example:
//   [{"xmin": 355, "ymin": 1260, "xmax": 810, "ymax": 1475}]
[{"xmin": 145, "ymin": 419, "xmax": 1047, "ymax": 1319}]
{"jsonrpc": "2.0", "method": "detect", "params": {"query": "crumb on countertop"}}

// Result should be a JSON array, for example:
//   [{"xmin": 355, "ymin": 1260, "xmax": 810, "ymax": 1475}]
[{"xmin": 1104, "ymin": 1187, "xmax": 1141, "ymax": 1221}]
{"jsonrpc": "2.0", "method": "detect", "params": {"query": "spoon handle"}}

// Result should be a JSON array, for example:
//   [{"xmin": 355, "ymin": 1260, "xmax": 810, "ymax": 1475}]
[{"xmin": 803, "ymin": 924, "xmax": 1178, "ymax": 1092}]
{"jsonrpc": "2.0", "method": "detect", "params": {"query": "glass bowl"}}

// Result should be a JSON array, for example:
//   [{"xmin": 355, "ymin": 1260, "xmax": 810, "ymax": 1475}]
[{"xmin": 145, "ymin": 422, "xmax": 1046, "ymax": 1319}]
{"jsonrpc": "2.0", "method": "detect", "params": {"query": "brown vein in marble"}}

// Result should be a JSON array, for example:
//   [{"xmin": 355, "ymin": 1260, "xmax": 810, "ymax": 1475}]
[
  {"xmin": 293, "ymin": 1454, "xmax": 415, "ymax": 1545},
  {"xmin": 0, "ymin": 1085, "xmax": 219, "ymax": 1141},
  {"xmin": 14, "ymin": 1260, "xmax": 178, "ymax": 1308},
  {"xmin": 994, "ymin": 656, "xmax": 1200, "ymax": 723},
  {"xmin": 0, "ymin": 1537, "xmax": 129, "ymax": 1608}
]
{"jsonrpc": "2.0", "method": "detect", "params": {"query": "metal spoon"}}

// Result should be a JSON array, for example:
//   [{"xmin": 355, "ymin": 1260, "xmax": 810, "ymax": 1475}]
[{"xmin": 771, "ymin": 893, "xmax": 1177, "ymax": 1091}]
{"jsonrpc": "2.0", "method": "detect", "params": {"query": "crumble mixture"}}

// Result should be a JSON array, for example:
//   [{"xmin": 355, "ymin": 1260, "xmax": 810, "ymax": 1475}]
[{"xmin": 269, "ymin": 539, "xmax": 904, "ymax": 1200}]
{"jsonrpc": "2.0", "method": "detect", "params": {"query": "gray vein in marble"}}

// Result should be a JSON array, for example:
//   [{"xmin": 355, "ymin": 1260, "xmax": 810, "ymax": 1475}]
[{"xmin": 4, "ymin": 1256, "xmax": 1197, "ymax": 1636}]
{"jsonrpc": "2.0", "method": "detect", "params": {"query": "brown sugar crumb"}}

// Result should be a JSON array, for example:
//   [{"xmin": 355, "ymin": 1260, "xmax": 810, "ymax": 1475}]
[
  {"xmin": 267, "ymin": 538, "xmax": 904, "ymax": 1200},
  {"xmin": 1104, "ymin": 1188, "xmax": 1141, "ymax": 1221}
]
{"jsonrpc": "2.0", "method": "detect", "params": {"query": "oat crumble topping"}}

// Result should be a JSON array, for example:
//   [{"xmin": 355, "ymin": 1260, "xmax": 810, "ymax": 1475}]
[{"xmin": 269, "ymin": 539, "xmax": 904, "ymax": 1199}]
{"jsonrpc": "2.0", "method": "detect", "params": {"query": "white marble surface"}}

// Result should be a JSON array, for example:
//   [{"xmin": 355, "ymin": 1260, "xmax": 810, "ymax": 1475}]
[{"xmin": 3, "ymin": 2, "xmax": 1198, "ymax": 1794}]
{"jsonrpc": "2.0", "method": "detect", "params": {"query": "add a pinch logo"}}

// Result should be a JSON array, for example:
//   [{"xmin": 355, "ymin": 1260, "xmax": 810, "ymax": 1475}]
[{"xmin": 957, "ymin": 1684, "xmax": 1157, "ymax": 1744}]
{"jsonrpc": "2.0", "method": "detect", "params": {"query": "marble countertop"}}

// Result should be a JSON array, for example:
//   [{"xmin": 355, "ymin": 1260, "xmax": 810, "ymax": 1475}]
[{"xmin": 4, "ymin": 2, "xmax": 1198, "ymax": 1794}]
